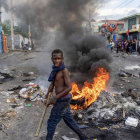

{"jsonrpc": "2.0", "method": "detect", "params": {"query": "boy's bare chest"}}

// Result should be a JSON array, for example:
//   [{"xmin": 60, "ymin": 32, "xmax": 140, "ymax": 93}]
[{"xmin": 55, "ymin": 71, "xmax": 64, "ymax": 81}]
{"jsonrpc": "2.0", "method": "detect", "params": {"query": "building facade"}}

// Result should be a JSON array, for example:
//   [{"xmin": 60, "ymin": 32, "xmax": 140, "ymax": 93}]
[{"xmin": 119, "ymin": 13, "xmax": 140, "ymax": 40}]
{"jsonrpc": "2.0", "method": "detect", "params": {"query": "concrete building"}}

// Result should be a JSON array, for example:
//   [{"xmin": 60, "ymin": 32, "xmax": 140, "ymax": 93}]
[
  {"xmin": 98, "ymin": 20, "xmax": 124, "ymax": 41},
  {"xmin": 119, "ymin": 13, "xmax": 140, "ymax": 40},
  {"xmin": 90, "ymin": 20, "xmax": 103, "ymax": 33},
  {"xmin": 99, "ymin": 20, "xmax": 124, "ymax": 32},
  {"xmin": 6, "ymin": 34, "xmax": 24, "ymax": 49},
  {"xmin": 83, "ymin": 19, "xmax": 124, "ymax": 41},
  {"xmin": 83, "ymin": 19, "xmax": 105, "ymax": 34}
]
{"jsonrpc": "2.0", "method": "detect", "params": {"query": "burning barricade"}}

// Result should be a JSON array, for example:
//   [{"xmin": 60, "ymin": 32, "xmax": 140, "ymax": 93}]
[
  {"xmin": 71, "ymin": 89, "xmax": 140, "ymax": 129},
  {"xmin": 70, "ymin": 68, "xmax": 109, "ymax": 110},
  {"xmin": 69, "ymin": 67, "xmax": 140, "ymax": 129}
]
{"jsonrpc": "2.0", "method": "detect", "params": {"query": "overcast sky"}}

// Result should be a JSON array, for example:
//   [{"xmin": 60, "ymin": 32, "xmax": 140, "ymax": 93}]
[
  {"xmin": 2, "ymin": 0, "xmax": 140, "ymax": 22},
  {"xmin": 96, "ymin": 0, "xmax": 140, "ymax": 20}
]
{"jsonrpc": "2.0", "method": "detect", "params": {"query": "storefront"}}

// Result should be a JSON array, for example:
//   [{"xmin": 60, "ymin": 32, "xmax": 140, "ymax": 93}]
[{"xmin": 119, "ymin": 30, "xmax": 139, "ymax": 40}]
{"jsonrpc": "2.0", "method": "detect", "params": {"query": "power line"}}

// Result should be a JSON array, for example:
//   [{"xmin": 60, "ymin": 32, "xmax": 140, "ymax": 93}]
[
  {"xmin": 120, "ymin": 0, "xmax": 134, "ymax": 8},
  {"xmin": 117, "ymin": 0, "xmax": 133, "ymax": 8},
  {"xmin": 127, "ymin": 0, "xmax": 139, "ymax": 9},
  {"xmin": 116, "ymin": 0, "xmax": 128, "ymax": 8},
  {"xmin": 98, "ymin": 0, "xmax": 137, "ymax": 20},
  {"xmin": 10, "ymin": 0, "xmax": 14, "ymax": 50},
  {"xmin": 104, "ymin": 0, "xmax": 129, "ymax": 10}
]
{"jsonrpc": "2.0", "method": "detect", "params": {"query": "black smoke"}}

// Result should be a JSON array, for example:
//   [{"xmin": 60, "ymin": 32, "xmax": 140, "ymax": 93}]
[
  {"xmin": 0, "ymin": 0, "xmax": 9, "ymax": 11},
  {"xmin": 51, "ymin": 33, "xmax": 112, "ymax": 83},
  {"xmin": 15, "ymin": 0, "xmax": 102, "ymax": 38},
  {"xmin": 14, "ymin": 0, "xmax": 112, "ymax": 84}
]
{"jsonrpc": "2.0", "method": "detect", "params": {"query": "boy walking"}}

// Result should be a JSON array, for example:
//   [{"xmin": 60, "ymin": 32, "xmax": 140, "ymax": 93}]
[{"xmin": 44, "ymin": 49, "xmax": 89, "ymax": 140}]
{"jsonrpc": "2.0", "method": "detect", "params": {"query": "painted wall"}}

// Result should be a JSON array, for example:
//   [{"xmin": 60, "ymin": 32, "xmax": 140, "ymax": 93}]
[
  {"xmin": 123, "ymin": 19, "xmax": 128, "ymax": 31},
  {"xmin": 0, "ymin": 26, "xmax": 3, "ymax": 54},
  {"xmin": 6, "ymin": 34, "xmax": 24, "ymax": 49}
]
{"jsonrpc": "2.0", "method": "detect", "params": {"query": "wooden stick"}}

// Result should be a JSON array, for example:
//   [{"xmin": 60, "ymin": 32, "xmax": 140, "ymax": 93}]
[
  {"xmin": 123, "ymin": 107, "xmax": 125, "ymax": 119},
  {"xmin": 35, "ymin": 93, "xmax": 51, "ymax": 137}
]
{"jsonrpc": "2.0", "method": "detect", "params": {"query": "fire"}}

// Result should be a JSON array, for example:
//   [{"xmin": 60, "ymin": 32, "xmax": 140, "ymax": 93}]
[{"xmin": 70, "ymin": 68, "xmax": 109, "ymax": 110}]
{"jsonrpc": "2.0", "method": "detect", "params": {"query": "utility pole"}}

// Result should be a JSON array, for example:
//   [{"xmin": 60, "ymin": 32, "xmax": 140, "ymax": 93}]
[
  {"xmin": 88, "ymin": 8, "xmax": 92, "ymax": 34},
  {"xmin": 28, "ymin": 24, "xmax": 31, "ymax": 45},
  {"xmin": 10, "ymin": 0, "xmax": 14, "ymax": 50},
  {"xmin": 105, "ymin": 17, "xmax": 107, "ymax": 31},
  {"xmin": 88, "ymin": 9, "xmax": 91, "ymax": 22},
  {"xmin": 0, "ymin": 0, "xmax": 2, "ymax": 25},
  {"xmin": 105, "ymin": 16, "xmax": 108, "ymax": 38}
]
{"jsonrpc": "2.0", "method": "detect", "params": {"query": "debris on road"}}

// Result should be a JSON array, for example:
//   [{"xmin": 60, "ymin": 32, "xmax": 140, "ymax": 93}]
[
  {"xmin": 23, "ymin": 72, "xmax": 35, "ymax": 77},
  {"xmin": 71, "ymin": 90, "xmax": 140, "ymax": 129},
  {"xmin": 24, "ymin": 104, "xmax": 32, "ymax": 107},
  {"xmin": 0, "ymin": 71, "xmax": 14, "ymax": 83},
  {"xmin": 19, "ymin": 83, "xmax": 47, "ymax": 101},
  {"xmin": 125, "ymin": 117, "xmax": 139, "ymax": 127},
  {"xmin": 62, "ymin": 135, "xmax": 78, "ymax": 140},
  {"xmin": 78, "ymin": 124, "xmax": 89, "ymax": 129}
]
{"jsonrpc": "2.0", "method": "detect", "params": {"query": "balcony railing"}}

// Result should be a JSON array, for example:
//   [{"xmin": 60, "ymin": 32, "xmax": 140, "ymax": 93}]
[{"xmin": 118, "ymin": 24, "xmax": 140, "ymax": 34}]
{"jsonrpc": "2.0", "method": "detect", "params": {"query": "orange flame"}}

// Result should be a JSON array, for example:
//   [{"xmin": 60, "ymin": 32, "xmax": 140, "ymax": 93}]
[{"xmin": 70, "ymin": 68, "xmax": 109, "ymax": 110}]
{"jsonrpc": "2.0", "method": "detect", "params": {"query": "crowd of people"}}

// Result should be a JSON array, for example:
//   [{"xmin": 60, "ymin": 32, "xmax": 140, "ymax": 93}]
[{"xmin": 110, "ymin": 39, "xmax": 140, "ymax": 54}]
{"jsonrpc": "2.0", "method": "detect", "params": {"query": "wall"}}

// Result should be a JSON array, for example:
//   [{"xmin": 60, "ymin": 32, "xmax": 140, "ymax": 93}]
[
  {"xmin": 117, "ymin": 24, "xmax": 124, "ymax": 31},
  {"xmin": 123, "ymin": 19, "xmax": 128, "ymax": 31},
  {"xmin": 136, "ymin": 16, "xmax": 139, "ymax": 25},
  {"xmin": 122, "ymin": 16, "xmax": 140, "ymax": 31},
  {"xmin": 138, "ymin": 33, "xmax": 140, "ymax": 39},
  {"xmin": 0, "ymin": 26, "xmax": 3, "ymax": 53},
  {"xmin": 6, "ymin": 34, "xmax": 24, "ymax": 49}
]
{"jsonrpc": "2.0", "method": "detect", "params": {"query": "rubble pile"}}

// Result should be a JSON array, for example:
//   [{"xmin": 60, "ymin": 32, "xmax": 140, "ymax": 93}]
[
  {"xmin": 2, "ymin": 83, "xmax": 47, "ymax": 106},
  {"xmin": 0, "ymin": 83, "xmax": 47, "ymax": 134},
  {"xmin": 73, "ymin": 89, "xmax": 140, "ymax": 129},
  {"xmin": 118, "ymin": 69, "xmax": 140, "ymax": 78},
  {"xmin": 19, "ymin": 83, "xmax": 47, "ymax": 101}
]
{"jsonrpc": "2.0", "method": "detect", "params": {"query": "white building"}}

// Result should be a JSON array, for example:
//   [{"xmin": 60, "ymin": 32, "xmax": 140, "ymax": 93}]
[{"xmin": 119, "ymin": 13, "xmax": 140, "ymax": 40}]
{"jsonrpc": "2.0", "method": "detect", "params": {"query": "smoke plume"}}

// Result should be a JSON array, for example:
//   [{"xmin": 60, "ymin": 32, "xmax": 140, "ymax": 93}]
[
  {"xmin": 15, "ymin": 0, "xmax": 102, "ymax": 38},
  {"xmin": 14, "ymin": 0, "xmax": 112, "ymax": 84},
  {"xmin": 1, "ymin": 0, "xmax": 9, "ymax": 11}
]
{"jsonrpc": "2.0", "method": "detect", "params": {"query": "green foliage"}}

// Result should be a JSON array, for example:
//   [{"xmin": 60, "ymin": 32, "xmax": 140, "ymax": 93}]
[
  {"xmin": 14, "ymin": 26, "xmax": 28, "ymax": 37},
  {"xmin": 2, "ymin": 24, "xmax": 10, "ymax": 34},
  {"xmin": 2, "ymin": 22, "xmax": 28, "ymax": 37}
]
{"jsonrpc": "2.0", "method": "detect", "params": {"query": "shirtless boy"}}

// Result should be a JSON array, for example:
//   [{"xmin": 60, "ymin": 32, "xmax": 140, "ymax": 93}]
[{"xmin": 44, "ymin": 49, "xmax": 89, "ymax": 140}]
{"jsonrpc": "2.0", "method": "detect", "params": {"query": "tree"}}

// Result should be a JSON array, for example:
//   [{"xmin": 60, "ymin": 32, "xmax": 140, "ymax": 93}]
[
  {"xmin": 14, "ymin": 26, "xmax": 28, "ymax": 37},
  {"xmin": 2, "ymin": 24, "xmax": 10, "ymax": 34},
  {"xmin": 3, "ymin": 20, "xmax": 11, "ymax": 26},
  {"xmin": 2, "ymin": 20, "xmax": 28, "ymax": 37}
]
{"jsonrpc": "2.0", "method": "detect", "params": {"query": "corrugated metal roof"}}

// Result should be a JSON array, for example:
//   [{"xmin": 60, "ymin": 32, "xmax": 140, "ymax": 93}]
[
  {"xmin": 99, "ymin": 20, "xmax": 124, "ymax": 24},
  {"xmin": 119, "ymin": 13, "xmax": 140, "ymax": 21}
]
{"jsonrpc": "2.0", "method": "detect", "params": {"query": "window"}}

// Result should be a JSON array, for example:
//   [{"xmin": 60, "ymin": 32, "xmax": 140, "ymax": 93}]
[{"xmin": 128, "ymin": 17, "xmax": 136, "ymax": 29}]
